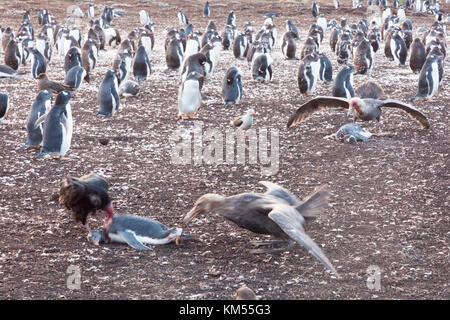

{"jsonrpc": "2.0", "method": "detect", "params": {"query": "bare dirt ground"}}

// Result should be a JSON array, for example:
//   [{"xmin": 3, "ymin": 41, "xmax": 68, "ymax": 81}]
[{"xmin": 0, "ymin": 0, "xmax": 448, "ymax": 299}]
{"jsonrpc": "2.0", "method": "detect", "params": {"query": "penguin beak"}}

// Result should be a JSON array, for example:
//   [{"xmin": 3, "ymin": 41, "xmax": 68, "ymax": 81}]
[{"xmin": 252, "ymin": 113, "xmax": 256, "ymax": 116}]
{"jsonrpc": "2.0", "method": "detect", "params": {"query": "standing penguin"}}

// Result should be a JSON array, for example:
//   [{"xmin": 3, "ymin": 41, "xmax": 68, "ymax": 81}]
[
  {"xmin": 354, "ymin": 39, "xmax": 374, "ymax": 74},
  {"xmin": 0, "ymin": 94, "xmax": 9, "ymax": 123},
  {"xmin": 411, "ymin": 55, "xmax": 441, "ymax": 100},
  {"xmin": 64, "ymin": 47, "xmax": 82, "ymax": 74},
  {"xmin": 88, "ymin": 4, "xmax": 95, "ymax": 20},
  {"xmin": 318, "ymin": 52, "xmax": 333, "ymax": 83},
  {"xmin": 133, "ymin": 45, "xmax": 151, "ymax": 83},
  {"xmin": 410, "ymin": 38, "xmax": 427, "ymax": 73},
  {"xmin": 334, "ymin": 0, "xmax": 340, "ymax": 9},
  {"xmin": 35, "ymin": 91, "xmax": 73, "ymax": 160},
  {"xmin": 222, "ymin": 67, "xmax": 243, "ymax": 106},
  {"xmin": 181, "ymin": 53, "xmax": 206, "ymax": 89},
  {"xmin": 82, "ymin": 39, "xmax": 98, "ymax": 83},
  {"xmin": 29, "ymin": 47, "xmax": 47, "ymax": 79},
  {"xmin": 233, "ymin": 32, "xmax": 248, "ymax": 59},
  {"xmin": 178, "ymin": 9, "xmax": 189, "ymax": 26},
  {"xmin": 36, "ymin": 34, "xmax": 52, "ymax": 62},
  {"xmin": 298, "ymin": 53, "xmax": 321, "ymax": 95},
  {"xmin": 97, "ymin": 69, "xmax": 120, "ymax": 116},
  {"xmin": 21, "ymin": 90, "xmax": 53, "ymax": 150},
  {"xmin": 178, "ymin": 71, "xmax": 203, "ymax": 119},
  {"xmin": 4, "ymin": 39, "xmax": 22, "ymax": 71},
  {"xmin": 204, "ymin": 2, "xmax": 211, "ymax": 18},
  {"xmin": 286, "ymin": 20, "xmax": 300, "ymax": 40},
  {"xmin": 281, "ymin": 31, "xmax": 298, "ymax": 60},
  {"xmin": 166, "ymin": 37, "xmax": 184, "ymax": 71},
  {"xmin": 65, "ymin": 66, "xmax": 88, "ymax": 91},
  {"xmin": 139, "ymin": 10, "xmax": 150, "ymax": 26},
  {"xmin": 332, "ymin": 65, "xmax": 355, "ymax": 99},
  {"xmin": 312, "ymin": 2, "xmax": 320, "ymax": 18},
  {"xmin": 252, "ymin": 53, "xmax": 273, "ymax": 83},
  {"xmin": 391, "ymin": 31, "xmax": 407, "ymax": 66}
]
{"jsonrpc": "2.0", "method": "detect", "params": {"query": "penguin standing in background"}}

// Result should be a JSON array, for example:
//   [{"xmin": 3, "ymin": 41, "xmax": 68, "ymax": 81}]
[
  {"xmin": 2, "ymin": 27, "xmax": 14, "ymax": 52},
  {"xmin": 204, "ymin": 2, "xmax": 211, "ymax": 17},
  {"xmin": 178, "ymin": 71, "xmax": 203, "ymax": 119},
  {"xmin": 298, "ymin": 53, "xmax": 321, "ymax": 95},
  {"xmin": 222, "ymin": 25, "xmax": 234, "ymax": 50},
  {"xmin": 354, "ymin": 39, "xmax": 374, "ymax": 74},
  {"xmin": 312, "ymin": 2, "xmax": 320, "ymax": 18},
  {"xmin": 138, "ymin": 30, "xmax": 153, "ymax": 57},
  {"xmin": 281, "ymin": 31, "xmax": 298, "ymax": 60},
  {"xmin": 334, "ymin": 0, "xmax": 340, "ymax": 9},
  {"xmin": 64, "ymin": 47, "xmax": 82, "ymax": 74},
  {"xmin": 332, "ymin": 65, "xmax": 355, "ymax": 99},
  {"xmin": 35, "ymin": 91, "xmax": 73, "ymax": 160},
  {"xmin": 317, "ymin": 14, "xmax": 327, "ymax": 33},
  {"xmin": 82, "ymin": 39, "xmax": 98, "ymax": 83},
  {"xmin": 65, "ymin": 66, "xmax": 88, "ymax": 91},
  {"xmin": 29, "ymin": 47, "xmax": 47, "ymax": 79},
  {"xmin": 318, "ymin": 52, "xmax": 333, "ymax": 83},
  {"xmin": 88, "ymin": 4, "xmax": 95, "ymax": 20},
  {"xmin": 411, "ymin": 55, "xmax": 441, "ymax": 100},
  {"xmin": 330, "ymin": 27, "xmax": 342, "ymax": 52},
  {"xmin": 384, "ymin": 29, "xmax": 395, "ymax": 61},
  {"xmin": 391, "ymin": 31, "xmax": 407, "ymax": 66},
  {"xmin": 97, "ymin": 69, "xmax": 120, "ymax": 116},
  {"xmin": 139, "ymin": 10, "xmax": 150, "ymax": 26},
  {"xmin": 368, "ymin": 28, "xmax": 381, "ymax": 53},
  {"xmin": 133, "ymin": 45, "xmax": 151, "ymax": 83},
  {"xmin": 410, "ymin": 38, "xmax": 426, "ymax": 73},
  {"xmin": 300, "ymin": 36, "xmax": 318, "ymax": 60},
  {"xmin": 0, "ymin": 94, "xmax": 9, "ymax": 123},
  {"xmin": 233, "ymin": 32, "xmax": 248, "ymax": 59},
  {"xmin": 252, "ymin": 53, "xmax": 273, "ymax": 83},
  {"xmin": 180, "ymin": 53, "xmax": 206, "ymax": 89},
  {"xmin": 36, "ymin": 34, "xmax": 52, "ymax": 62},
  {"xmin": 178, "ymin": 9, "xmax": 189, "ymax": 26},
  {"xmin": 114, "ymin": 52, "xmax": 133, "ymax": 84},
  {"xmin": 222, "ymin": 67, "xmax": 243, "ymax": 106},
  {"xmin": 21, "ymin": 90, "xmax": 53, "ymax": 150},
  {"xmin": 427, "ymin": 45, "xmax": 444, "ymax": 85},
  {"xmin": 336, "ymin": 39, "xmax": 352, "ymax": 64},
  {"xmin": 286, "ymin": 20, "xmax": 300, "ymax": 40},
  {"xmin": 227, "ymin": 11, "xmax": 236, "ymax": 28},
  {"xmin": 5, "ymin": 39, "xmax": 22, "ymax": 70},
  {"xmin": 166, "ymin": 37, "xmax": 184, "ymax": 71}
]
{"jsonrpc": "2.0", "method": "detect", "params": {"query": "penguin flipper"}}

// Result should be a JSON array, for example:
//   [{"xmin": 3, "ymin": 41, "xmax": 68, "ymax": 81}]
[
  {"xmin": 117, "ymin": 230, "xmax": 153, "ymax": 250},
  {"xmin": 379, "ymin": 100, "xmax": 430, "ymax": 129},
  {"xmin": 34, "ymin": 114, "xmax": 48, "ymax": 129},
  {"xmin": 287, "ymin": 96, "xmax": 349, "ymax": 128}
]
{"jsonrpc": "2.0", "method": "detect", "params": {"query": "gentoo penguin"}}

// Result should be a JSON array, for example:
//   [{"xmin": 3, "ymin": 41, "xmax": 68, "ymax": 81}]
[
  {"xmin": 391, "ymin": 31, "xmax": 407, "ymax": 66},
  {"xmin": 133, "ymin": 45, "xmax": 151, "ymax": 83},
  {"xmin": 180, "ymin": 53, "xmax": 206, "ymax": 90},
  {"xmin": 185, "ymin": 32, "xmax": 202, "ymax": 58},
  {"xmin": 82, "ymin": 39, "xmax": 98, "ymax": 82},
  {"xmin": 178, "ymin": 9, "xmax": 189, "ymax": 25},
  {"xmin": 427, "ymin": 45, "xmax": 444, "ymax": 84},
  {"xmin": 204, "ymin": 1, "xmax": 211, "ymax": 17},
  {"xmin": 230, "ymin": 109, "xmax": 255, "ymax": 133},
  {"xmin": 300, "ymin": 36, "xmax": 318, "ymax": 60},
  {"xmin": 35, "ymin": 91, "xmax": 73, "ymax": 160},
  {"xmin": 332, "ymin": 66, "xmax": 355, "ymax": 99},
  {"xmin": 0, "ymin": 94, "xmax": 9, "ymax": 123},
  {"xmin": 88, "ymin": 4, "xmax": 95, "ymax": 20},
  {"xmin": 252, "ymin": 53, "xmax": 273, "ymax": 83},
  {"xmin": 0, "ymin": 64, "xmax": 18, "ymax": 78},
  {"xmin": 59, "ymin": 173, "xmax": 114, "ymax": 232},
  {"xmin": 354, "ymin": 39, "xmax": 374, "ymax": 74},
  {"xmin": 21, "ymin": 90, "xmax": 53, "ymax": 150},
  {"xmin": 368, "ymin": 27, "xmax": 381, "ymax": 53},
  {"xmin": 318, "ymin": 52, "xmax": 333, "ymax": 83},
  {"xmin": 317, "ymin": 14, "xmax": 327, "ymax": 33},
  {"xmin": 65, "ymin": 66, "xmax": 88, "ymax": 90},
  {"xmin": 227, "ymin": 11, "xmax": 236, "ymax": 27},
  {"xmin": 93, "ymin": 24, "xmax": 106, "ymax": 50},
  {"xmin": 298, "ymin": 53, "xmax": 321, "ymax": 95},
  {"xmin": 36, "ymin": 33, "xmax": 52, "ymax": 62},
  {"xmin": 166, "ymin": 37, "xmax": 184, "ymax": 71},
  {"xmin": 104, "ymin": 26, "xmax": 121, "ymax": 48},
  {"xmin": 222, "ymin": 25, "xmax": 234, "ymax": 50},
  {"xmin": 335, "ymin": 123, "xmax": 372, "ymax": 144},
  {"xmin": 97, "ymin": 69, "xmax": 120, "ymax": 116},
  {"xmin": 137, "ymin": 29, "xmax": 152, "ymax": 57},
  {"xmin": 199, "ymin": 42, "xmax": 215, "ymax": 77},
  {"xmin": 236, "ymin": 286, "xmax": 257, "ymax": 300},
  {"xmin": 384, "ymin": 28, "xmax": 395, "ymax": 61},
  {"xmin": 119, "ymin": 80, "xmax": 140, "ymax": 97},
  {"xmin": 281, "ymin": 31, "xmax": 297, "ymax": 60},
  {"xmin": 286, "ymin": 20, "xmax": 300, "ymax": 40},
  {"xmin": 88, "ymin": 215, "xmax": 191, "ymax": 250},
  {"xmin": 410, "ymin": 38, "xmax": 427, "ymax": 73},
  {"xmin": 113, "ymin": 52, "xmax": 133, "ymax": 84},
  {"xmin": 222, "ymin": 67, "xmax": 243, "ymax": 106},
  {"xmin": 139, "ymin": 10, "xmax": 150, "ymax": 26},
  {"xmin": 38, "ymin": 73, "xmax": 74, "ymax": 94},
  {"xmin": 28, "ymin": 47, "xmax": 47, "ymax": 79},
  {"xmin": 64, "ymin": 47, "xmax": 82, "ymax": 74},
  {"xmin": 312, "ymin": 2, "xmax": 320, "ymax": 18},
  {"xmin": 334, "ymin": 0, "xmax": 340, "ymax": 9},
  {"xmin": 355, "ymin": 81, "xmax": 384, "ymax": 99},
  {"xmin": 330, "ymin": 27, "xmax": 342, "ymax": 52},
  {"xmin": 233, "ymin": 32, "xmax": 248, "ymax": 59},
  {"xmin": 336, "ymin": 39, "xmax": 352, "ymax": 64},
  {"xmin": 4, "ymin": 39, "xmax": 22, "ymax": 70},
  {"xmin": 287, "ymin": 96, "xmax": 430, "ymax": 130},
  {"xmin": 411, "ymin": 55, "xmax": 441, "ymax": 101},
  {"xmin": 2, "ymin": 27, "xmax": 14, "ymax": 52},
  {"xmin": 178, "ymin": 71, "xmax": 203, "ymax": 119}
]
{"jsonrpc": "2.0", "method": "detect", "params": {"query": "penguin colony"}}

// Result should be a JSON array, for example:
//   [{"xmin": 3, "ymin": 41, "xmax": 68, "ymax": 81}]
[{"xmin": 0, "ymin": 0, "xmax": 448, "ymax": 297}]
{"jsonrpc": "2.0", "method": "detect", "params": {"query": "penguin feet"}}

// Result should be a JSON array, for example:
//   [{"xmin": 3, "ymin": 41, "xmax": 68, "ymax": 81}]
[
  {"xmin": 188, "ymin": 113, "xmax": 198, "ymax": 119},
  {"xmin": 178, "ymin": 114, "xmax": 189, "ymax": 120}
]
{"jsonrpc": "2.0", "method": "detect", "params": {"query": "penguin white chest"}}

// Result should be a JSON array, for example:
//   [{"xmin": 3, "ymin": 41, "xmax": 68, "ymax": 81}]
[
  {"xmin": 179, "ymin": 80, "xmax": 200, "ymax": 114},
  {"xmin": 429, "ymin": 62, "xmax": 439, "ymax": 96},
  {"xmin": 60, "ymin": 104, "xmax": 73, "ymax": 155}
]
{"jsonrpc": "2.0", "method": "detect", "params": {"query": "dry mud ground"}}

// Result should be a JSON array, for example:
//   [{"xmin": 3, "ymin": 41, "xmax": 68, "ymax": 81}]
[{"xmin": 0, "ymin": 0, "xmax": 448, "ymax": 299}]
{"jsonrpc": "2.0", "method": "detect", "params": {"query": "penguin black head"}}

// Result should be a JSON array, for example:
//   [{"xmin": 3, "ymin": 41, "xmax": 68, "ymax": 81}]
[{"xmin": 55, "ymin": 91, "xmax": 73, "ymax": 105}]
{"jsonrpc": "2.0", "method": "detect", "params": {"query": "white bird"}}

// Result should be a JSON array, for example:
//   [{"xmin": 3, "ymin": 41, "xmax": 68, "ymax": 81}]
[{"xmin": 230, "ymin": 109, "xmax": 256, "ymax": 138}]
